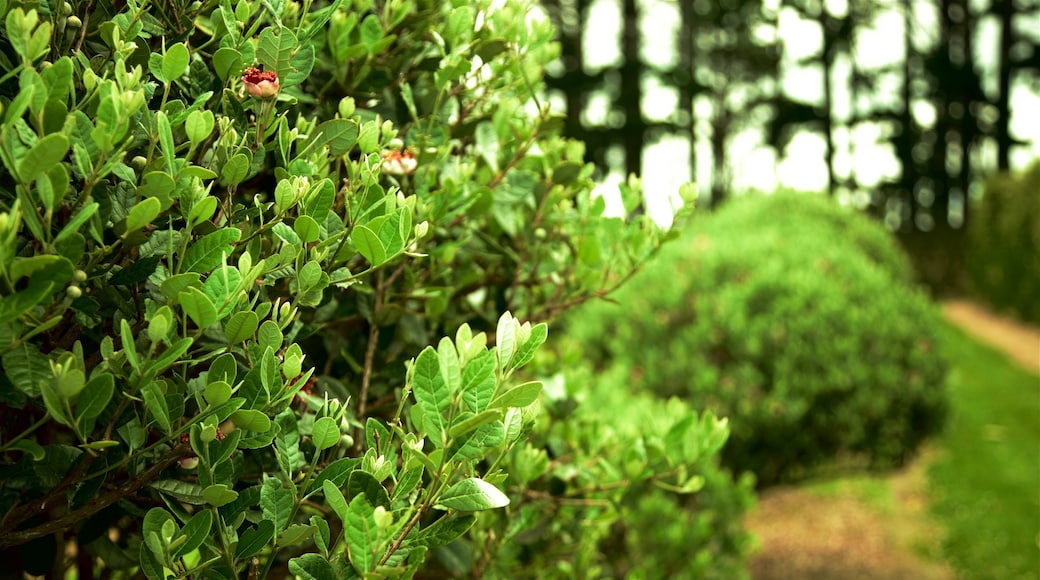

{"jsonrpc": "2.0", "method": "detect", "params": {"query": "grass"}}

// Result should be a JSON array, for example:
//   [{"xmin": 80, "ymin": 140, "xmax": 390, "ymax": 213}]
[{"xmin": 927, "ymin": 322, "xmax": 1040, "ymax": 579}]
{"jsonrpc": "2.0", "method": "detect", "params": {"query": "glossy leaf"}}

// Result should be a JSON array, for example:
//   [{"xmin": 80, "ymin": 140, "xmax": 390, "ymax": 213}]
[{"xmin": 436, "ymin": 478, "xmax": 509, "ymax": 511}]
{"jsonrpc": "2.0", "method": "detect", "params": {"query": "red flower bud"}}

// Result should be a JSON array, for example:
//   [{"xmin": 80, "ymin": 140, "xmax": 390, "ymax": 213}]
[
  {"xmin": 241, "ymin": 67, "xmax": 279, "ymax": 99},
  {"xmin": 380, "ymin": 149, "xmax": 418, "ymax": 176}
]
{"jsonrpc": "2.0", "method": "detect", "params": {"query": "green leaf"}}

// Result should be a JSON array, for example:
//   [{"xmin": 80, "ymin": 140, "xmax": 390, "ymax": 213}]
[
  {"xmin": 509, "ymin": 322, "xmax": 548, "ymax": 370},
  {"xmin": 146, "ymin": 337, "xmax": 193, "ymax": 376},
  {"xmin": 279, "ymin": 523, "xmax": 316, "ymax": 548},
  {"xmin": 359, "ymin": 15, "xmax": 383, "ymax": 52},
  {"xmin": 236, "ymin": 520, "xmax": 274, "ymax": 559},
  {"xmin": 344, "ymin": 493, "xmax": 377, "ymax": 573},
  {"xmin": 208, "ymin": 352, "xmax": 238, "ymax": 386},
  {"xmin": 407, "ymin": 515, "xmax": 476, "ymax": 548},
  {"xmin": 496, "ymin": 313, "xmax": 516, "ymax": 370},
  {"xmin": 40, "ymin": 377, "xmax": 71, "ymax": 427},
  {"xmin": 346, "ymin": 471, "xmax": 390, "ymax": 510},
  {"xmin": 312, "ymin": 515, "xmax": 331, "ymax": 555},
  {"xmin": 322, "ymin": 480, "xmax": 349, "ymax": 523},
  {"xmin": 185, "ymin": 109, "xmax": 215, "ymax": 144},
  {"xmin": 288, "ymin": 553, "xmax": 337, "ymax": 580},
  {"xmin": 221, "ymin": 152, "xmax": 250, "ymax": 186},
  {"xmin": 305, "ymin": 119, "xmax": 359, "ymax": 157},
  {"xmin": 204, "ymin": 381, "xmax": 232, "ymax": 407},
  {"xmin": 232, "ymin": 409, "xmax": 272, "ymax": 432},
  {"xmin": 179, "ymin": 287, "xmax": 218, "ymax": 328},
  {"xmin": 224, "ymin": 310, "xmax": 259, "ymax": 343},
  {"xmin": 17, "ymin": 133, "xmax": 68, "ymax": 183},
  {"xmin": 257, "ymin": 27, "xmax": 299, "ymax": 87},
  {"xmin": 261, "ymin": 476, "xmax": 295, "ymax": 533},
  {"xmin": 149, "ymin": 479, "xmax": 206, "ymax": 504},
  {"xmin": 0, "ymin": 282, "xmax": 53, "ymax": 326},
  {"xmin": 309, "ymin": 457, "xmax": 360, "ymax": 496},
  {"xmin": 351, "ymin": 225, "xmax": 385, "ymax": 266},
  {"xmin": 76, "ymin": 373, "xmax": 114, "ymax": 422},
  {"xmin": 297, "ymin": 260, "xmax": 322, "ymax": 291},
  {"xmin": 474, "ymin": 121, "xmax": 499, "ymax": 171},
  {"xmin": 294, "ymin": 215, "xmax": 320, "ymax": 244},
  {"xmin": 182, "ymin": 228, "xmax": 241, "ymax": 273},
  {"xmin": 141, "ymin": 382, "xmax": 171, "ymax": 433},
  {"xmin": 8, "ymin": 439, "xmax": 46, "ymax": 460},
  {"xmin": 437, "ymin": 478, "xmax": 509, "ymax": 511},
  {"xmin": 412, "ymin": 347, "xmax": 449, "ymax": 444},
  {"xmin": 120, "ymin": 319, "xmax": 141, "ymax": 371},
  {"xmin": 437, "ymin": 337, "xmax": 462, "ymax": 395},
  {"xmin": 257, "ymin": 320, "xmax": 283, "ymax": 353},
  {"xmin": 172, "ymin": 509, "xmax": 211, "ymax": 558},
  {"xmin": 449, "ymin": 409, "xmax": 502, "ymax": 438},
  {"xmin": 212, "ymin": 47, "xmax": 242, "ymax": 81},
  {"xmin": 203, "ymin": 265, "xmax": 243, "ymax": 315},
  {"xmin": 301, "ymin": 178, "xmax": 335, "ymax": 223},
  {"xmin": 311, "ymin": 416, "xmax": 340, "ymax": 451},
  {"xmin": 489, "ymin": 381, "xmax": 542, "ymax": 409},
  {"xmin": 156, "ymin": 111, "xmax": 175, "ymax": 174},
  {"xmin": 461, "ymin": 350, "xmax": 496, "ymax": 413},
  {"xmin": 125, "ymin": 197, "xmax": 162, "ymax": 233},
  {"xmin": 162, "ymin": 42, "xmax": 190, "ymax": 82},
  {"xmin": 202, "ymin": 484, "xmax": 239, "ymax": 507},
  {"xmin": 54, "ymin": 202, "xmax": 98, "ymax": 243}
]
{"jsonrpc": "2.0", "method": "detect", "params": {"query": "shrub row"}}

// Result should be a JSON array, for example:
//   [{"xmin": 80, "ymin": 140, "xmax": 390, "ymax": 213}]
[{"xmin": 567, "ymin": 193, "xmax": 949, "ymax": 486}]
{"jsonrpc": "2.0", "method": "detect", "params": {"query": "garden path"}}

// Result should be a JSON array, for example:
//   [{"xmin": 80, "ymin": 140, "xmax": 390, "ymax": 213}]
[{"xmin": 744, "ymin": 300, "xmax": 1038, "ymax": 579}]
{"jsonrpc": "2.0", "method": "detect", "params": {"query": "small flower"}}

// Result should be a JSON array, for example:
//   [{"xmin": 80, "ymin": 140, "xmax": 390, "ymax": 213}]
[
  {"xmin": 380, "ymin": 149, "xmax": 418, "ymax": 176},
  {"xmin": 241, "ymin": 67, "xmax": 279, "ymax": 99}
]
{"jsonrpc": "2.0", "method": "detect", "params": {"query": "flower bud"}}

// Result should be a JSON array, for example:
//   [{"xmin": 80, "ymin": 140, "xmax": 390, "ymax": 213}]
[
  {"xmin": 66, "ymin": 285, "xmax": 82, "ymax": 299},
  {"xmin": 66, "ymin": 15, "xmax": 82, "ymax": 28},
  {"xmin": 241, "ymin": 67, "xmax": 279, "ymax": 100},
  {"xmin": 338, "ymin": 97, "xmax": 355, "ymax": 118},
  {"xmin": 380, "ymin": 149, "xmax": 417, "ymax": 176}
]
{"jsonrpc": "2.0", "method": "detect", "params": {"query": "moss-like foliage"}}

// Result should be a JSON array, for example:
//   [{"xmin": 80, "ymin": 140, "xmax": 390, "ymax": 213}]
[{"xmin": 568, "ymin": 193, "xmax": 949, "ymax": 486}]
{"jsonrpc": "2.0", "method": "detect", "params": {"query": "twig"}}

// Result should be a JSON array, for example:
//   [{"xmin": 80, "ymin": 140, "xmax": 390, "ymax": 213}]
[{"xmin": 0, "ymin": 445, "xmax": 188, "ymax": 548}]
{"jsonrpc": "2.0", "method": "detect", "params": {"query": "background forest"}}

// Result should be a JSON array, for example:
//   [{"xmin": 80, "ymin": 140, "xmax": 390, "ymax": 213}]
[{"xmin": 541, "ymin": 0, "xmax": 1039, "ymax": 289}]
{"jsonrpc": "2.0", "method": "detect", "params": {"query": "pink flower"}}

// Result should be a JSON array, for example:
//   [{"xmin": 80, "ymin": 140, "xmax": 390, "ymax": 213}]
[
  {"xmin": 241, "ymin": 67, "xmax": 279, "ymax": 99},
  {"xmin": 380, "ymin": 149, "xmax": 418, "ymax": 176}
]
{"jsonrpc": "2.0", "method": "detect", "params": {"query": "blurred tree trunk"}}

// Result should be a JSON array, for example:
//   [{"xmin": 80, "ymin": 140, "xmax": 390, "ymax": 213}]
[
  {"xmin": 677, "ymin": 0, "xmax": 697, "ymax": 195},
  {"xmin": 898, "ymin": 0, "xmax": 919, "ymax": 221},
  {"xmin": 620, "ymin": 0, "xmax": 645, "ymax": 176},
  {"xmin": 995, "ymin": 0, "xmax": 1014, "ymax": 171},
  {"xmin": 821, "ymin": 7, "xmax": 837, "ymax": 196}
]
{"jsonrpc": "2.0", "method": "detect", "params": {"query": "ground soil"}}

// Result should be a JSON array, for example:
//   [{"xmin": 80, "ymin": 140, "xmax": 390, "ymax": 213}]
[{"xmin": 743, "ymin": 300, "xmax": 1039, "ymax": 579}]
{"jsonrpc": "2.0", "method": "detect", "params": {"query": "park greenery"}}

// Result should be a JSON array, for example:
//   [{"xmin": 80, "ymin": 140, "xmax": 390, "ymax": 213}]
[
  {"xmin": 565, "ymin": 194, "xmax": 950, "ymax": 487},
  {"xmin": 0, "ymin": 0, "xmax": 1029, "ymax": 578}
]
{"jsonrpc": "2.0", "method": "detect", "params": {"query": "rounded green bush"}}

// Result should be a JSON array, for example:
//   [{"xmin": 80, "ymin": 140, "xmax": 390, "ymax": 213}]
[
  {"xmin": 701, "ymin": 192, "xmax": 917, "ymax": 284},
  {"xmin": 568, "ymin": 194, "xmax": 949, "ymax": 486},
  {"xmin": 968, "ymin": 163, "xmax": 1040, "ymax": 324}
]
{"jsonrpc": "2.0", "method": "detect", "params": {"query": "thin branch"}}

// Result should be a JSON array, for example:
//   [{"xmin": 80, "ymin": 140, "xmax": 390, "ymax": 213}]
[{"xmin": 0, "ymin": 445, "xmax": 188, "ymax": 548}]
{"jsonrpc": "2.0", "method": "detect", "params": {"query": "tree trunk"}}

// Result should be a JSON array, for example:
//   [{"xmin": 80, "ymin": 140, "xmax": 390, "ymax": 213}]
[
  {"xmin": 620, "ymin": 0, "xmax": 644, "ymax": 176},
  {"xmin": 996, "ymin": 0, "xmax": 1014, "ymax": 171}
]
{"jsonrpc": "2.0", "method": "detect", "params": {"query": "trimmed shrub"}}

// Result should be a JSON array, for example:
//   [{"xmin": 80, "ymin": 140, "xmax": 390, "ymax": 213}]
[
  {"xmin": 568, "ymin": 193, "xmax": 949, "ymax": 486},
  {"xmin": 968, "ymin": 162, "xmax": 1040, "ymax": 324}
]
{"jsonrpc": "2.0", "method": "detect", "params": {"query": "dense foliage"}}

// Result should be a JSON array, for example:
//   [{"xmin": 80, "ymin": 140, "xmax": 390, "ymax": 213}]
[
  {"xmin": 968, "ymin": 162, "xmax": 1040, "ymax": 324},
  {"xmin": 0, "ymin": 0, "xmax": 745, "ymax": 577},
  {"xmin": 567, "ymin": 193, "xmax": 949, "ymax": 486}
]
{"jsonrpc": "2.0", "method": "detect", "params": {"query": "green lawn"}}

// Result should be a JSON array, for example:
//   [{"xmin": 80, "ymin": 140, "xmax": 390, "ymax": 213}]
[{"xmin": 928, "ymin": 322, "xmax": 1040, "ymax": 579}]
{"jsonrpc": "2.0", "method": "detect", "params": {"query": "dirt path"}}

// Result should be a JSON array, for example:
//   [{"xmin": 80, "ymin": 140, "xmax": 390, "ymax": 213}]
[
  {"xmin": 942, "ymin": 300, "xmax": 1039, "ymax": 374},
  {"xmin": 744, "ymin": 301, "xmax": 1038, "ymax": 579}
]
